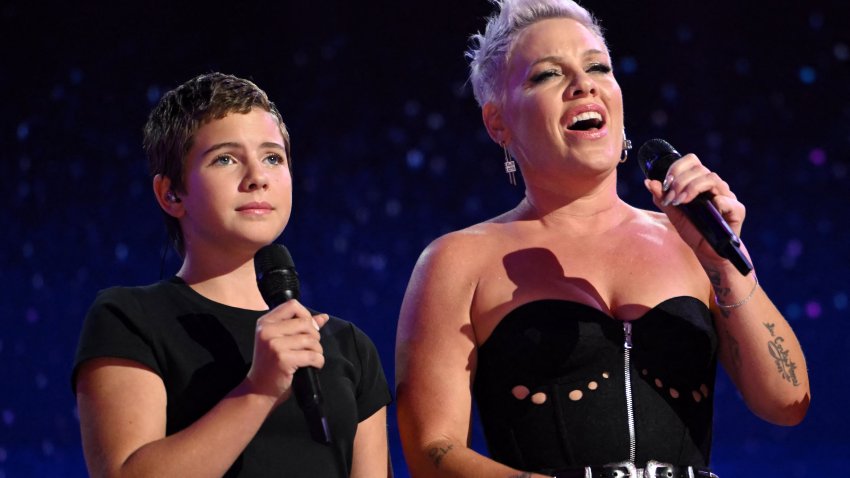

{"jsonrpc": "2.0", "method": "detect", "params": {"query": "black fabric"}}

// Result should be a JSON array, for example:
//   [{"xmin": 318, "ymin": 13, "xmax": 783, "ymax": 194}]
[
  {"xmin": 474, "ymin": 297, "xmax": 717, "ymax": 473},
  {"xmin": 71, "ymin": 277, "xmax": 392, "ymax": 477}
]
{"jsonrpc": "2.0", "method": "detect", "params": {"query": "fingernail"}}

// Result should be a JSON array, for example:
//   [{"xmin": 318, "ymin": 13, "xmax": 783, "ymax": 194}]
[
  {"xmin": 671, "ymin": 192, "xmax": 687, "ymax": 206},
  {"xmin": 662, "ymin": 175, "xmax": 674, "ymax": 192},
  {"xmin": 312, "ymin": 318, "xmax": 320, "ymax": 331}
]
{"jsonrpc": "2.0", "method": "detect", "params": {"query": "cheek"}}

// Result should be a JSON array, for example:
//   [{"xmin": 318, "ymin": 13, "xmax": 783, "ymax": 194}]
[
  {"xmin": 605, "ymin": 83, "xmax": 624, "ymax": 112},
  {"xmin": 275, "ymin": 170, "xmax": 293, "ymax": 191},
  {"xmin": 507, "ymin": 97, "xmax": 554, "ymax": 135}
]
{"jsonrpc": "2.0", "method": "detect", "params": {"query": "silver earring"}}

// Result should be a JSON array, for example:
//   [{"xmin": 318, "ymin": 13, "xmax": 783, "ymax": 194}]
[
  {"xmin": 620, "ymin": 130, "xmax": 633, "ymax": 163},
  {"xmin": 502, "ymin": 143, "xmax": 517, "ymax": 186}
]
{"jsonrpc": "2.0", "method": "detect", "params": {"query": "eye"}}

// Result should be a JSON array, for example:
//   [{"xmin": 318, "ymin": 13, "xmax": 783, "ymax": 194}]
[
  {"xmin": 530, "ymin": 69, "xmax": 563, "ymax": 84},
  {"xmin": 212, "ymin": 154, "xmax": 236, "ymax": 166},
  {"xmin": 264, "ymin": 153, "xmax": 286, "ymax": 166},
  {"xmin": 587, "ymin": 63, "xmax": 612, "ymax": 74}
]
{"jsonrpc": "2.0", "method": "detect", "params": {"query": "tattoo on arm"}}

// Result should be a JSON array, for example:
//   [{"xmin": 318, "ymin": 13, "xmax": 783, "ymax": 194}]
[
  {"xmin": 508, "ymin": 474, "xmax": 532, "ymax": 478},
  {"xmin": 725, "ymin": 330, "xmax": 742, "ymax": 371},
  {"xmin": 428, "ymin": 443, "xmax": 454, "ymax": 468},
  {"xmin": 763, "ymin": 322, "xmax": 776, "ymax": 337},
  {"xmin": 708, "ymin": 268, "xmax": 732, "ymax": 317},
  {"xmin": 763, "ymin": 322, "xmax": 800, "ymax": 386}
]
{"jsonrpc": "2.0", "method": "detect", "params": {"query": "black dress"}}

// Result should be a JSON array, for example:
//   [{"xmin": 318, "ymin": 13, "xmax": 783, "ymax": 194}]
[{"xmin": 473, "ymin": 297, "xmax": 717, "ymax": 474}]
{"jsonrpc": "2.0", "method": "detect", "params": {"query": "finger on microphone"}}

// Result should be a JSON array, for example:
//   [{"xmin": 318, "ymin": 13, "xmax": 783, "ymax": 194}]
[{"xmin": 312, "ymin": 313, "xmax": 329, "ymax": 330}]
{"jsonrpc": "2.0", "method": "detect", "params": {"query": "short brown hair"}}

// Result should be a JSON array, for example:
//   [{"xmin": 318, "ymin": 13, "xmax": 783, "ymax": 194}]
[{"xmin": 143, "ymin": 72, "xmax": 291, "ymax": 256}]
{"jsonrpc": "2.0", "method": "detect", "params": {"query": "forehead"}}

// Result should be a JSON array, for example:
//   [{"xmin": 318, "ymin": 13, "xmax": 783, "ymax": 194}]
[
  {"xmin": 193, "ymin": 108, "xmax": 284, "ymax": 143},
  {"xmin": 508, "ymin": 17, "xmax": 609, "ymax": 67}
]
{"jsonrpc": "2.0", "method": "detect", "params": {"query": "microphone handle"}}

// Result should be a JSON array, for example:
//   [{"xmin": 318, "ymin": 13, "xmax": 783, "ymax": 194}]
[
  {"xmin": 680, "ymin": 194, "xmax": 753, "ymax": 275},
  {"xmin": 293, "ymin": 366, "xmax": 332, "ymax": 444},
  {"xmin": 263, "ymin": 289, "xmax": 331, "ymax": 444}
]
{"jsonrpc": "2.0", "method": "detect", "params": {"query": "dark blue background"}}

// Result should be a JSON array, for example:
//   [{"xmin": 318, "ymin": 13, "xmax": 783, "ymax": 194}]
[{"xmin": 2, "ymin": 1, "xmax": 848, "ymax": 476}]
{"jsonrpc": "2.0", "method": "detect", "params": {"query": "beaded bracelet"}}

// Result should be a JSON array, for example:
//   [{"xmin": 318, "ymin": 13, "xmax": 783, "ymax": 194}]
[{"xmin": 715, "ymin": 274, "xmax": 759, "ymax": 310}]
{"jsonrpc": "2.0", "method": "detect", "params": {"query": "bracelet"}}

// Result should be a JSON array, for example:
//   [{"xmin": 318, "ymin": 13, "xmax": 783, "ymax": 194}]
[{"xmin": 715, "ymin": 274, "xmax": 759, "ymax": 310}]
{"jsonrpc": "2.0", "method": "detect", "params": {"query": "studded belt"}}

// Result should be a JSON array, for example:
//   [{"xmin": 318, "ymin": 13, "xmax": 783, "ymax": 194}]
[{"xmin": 552, "ymin": 460, "xmax": 718, "ymax": 478}]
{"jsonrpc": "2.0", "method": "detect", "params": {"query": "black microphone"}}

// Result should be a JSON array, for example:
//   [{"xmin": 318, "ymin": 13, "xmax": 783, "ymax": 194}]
[
  {"xmin": 637, "ymin": 139, "xmax": 753, "ymax": 276},
  {"xmin": 254, "ymin": 244, "xmax": 332, "ymax": 444}
]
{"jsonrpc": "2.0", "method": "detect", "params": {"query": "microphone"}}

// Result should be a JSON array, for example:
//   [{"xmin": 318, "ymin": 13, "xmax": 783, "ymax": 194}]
[
  {"xmin": 637, "ymin": 139, "xmax": 753, "ymax": 276},
  {"xmin": 254, "ymin": 244, "xmax": 332, "ymax": 444}
]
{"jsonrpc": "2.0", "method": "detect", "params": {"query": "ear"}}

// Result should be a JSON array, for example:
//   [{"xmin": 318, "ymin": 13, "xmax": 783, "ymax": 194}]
[
  {"xmin": 153, "ymin": 174, "xmax": 185, "ymax": 218},
  {"xmin": 482, "ymin": 101, "xmax": 510, "ymax": 145}
]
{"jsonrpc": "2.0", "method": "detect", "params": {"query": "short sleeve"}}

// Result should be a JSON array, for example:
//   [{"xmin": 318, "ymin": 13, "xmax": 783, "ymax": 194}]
[
  {"xmin": 71, "ymin": 287, "xmax": 162, "ymax": 394},
  {"xmin": 350, "ymin": 324, "xmax": 393, "ymax": 421}
]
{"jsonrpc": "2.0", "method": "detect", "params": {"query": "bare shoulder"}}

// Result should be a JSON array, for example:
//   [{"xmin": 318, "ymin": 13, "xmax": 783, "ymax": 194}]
[
  {"xmin": 630, "ymin": 206, "xmax": 672, "ymax": 228},
  {"xmin": 415, "ymin": 220, "xmax": 507, "ymax": 273},
  {"xmin": 627, "ymin": 206, "xmax": 687, "ymax": 242},
  {"xmin": 622, "ymin": 206, "xmax": 709, "ymax": 294},
  {"xmin": 401, "ymin": 219, "xmax": 513, "ymax": 325}
]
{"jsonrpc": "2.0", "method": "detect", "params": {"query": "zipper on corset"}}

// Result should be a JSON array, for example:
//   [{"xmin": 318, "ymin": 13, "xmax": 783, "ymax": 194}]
[{"xmin": 623, "ymin": 320, "xmax": 636, "ymax": 463}]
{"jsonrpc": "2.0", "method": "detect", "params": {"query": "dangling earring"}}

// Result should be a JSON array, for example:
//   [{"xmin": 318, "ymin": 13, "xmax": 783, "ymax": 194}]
[
  {"xmin": 502, "ymin": 142, "xmax": 517, "ymax": 186},
  {"xmin": 620, "ymin": 129, "xmax": 633, "ymax": 163}
]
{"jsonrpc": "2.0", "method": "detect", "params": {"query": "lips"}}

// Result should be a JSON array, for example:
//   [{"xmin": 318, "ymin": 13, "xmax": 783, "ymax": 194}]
[
  {"xmin": 564, "ymin": 103, "xmax": 608, "ymax": 139},
  {"xmin": 568, "ymin": 111, "xmax": 603, "ymax": 129},
  {"xmin": 236, "ymin": 202, "xmax": 273, "ymax": 213}
]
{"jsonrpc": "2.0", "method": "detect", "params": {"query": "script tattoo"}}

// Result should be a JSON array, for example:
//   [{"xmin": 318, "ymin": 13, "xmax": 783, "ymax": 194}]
[
  {"xmin": 764, "ymin": 322, "xmax": 776, "ymax": 336},
  {"xmin": 508, "ymin": 474, "xmax": 532, "ymax": 478},
  {"xmin": 428, "ymin": 443, "xmax": 454, "ymax": 468},
  {"xmin": 763, "ymin": 322, "xmax": 800, "ymax": 386}
]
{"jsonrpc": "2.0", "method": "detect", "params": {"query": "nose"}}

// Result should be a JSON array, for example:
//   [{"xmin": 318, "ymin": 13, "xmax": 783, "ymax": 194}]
[
  {"xmin": 241, "ymin": 158, "xmax": 270, "ymax": 192},
  {"xmin": 566, "ymin": 71, "xmax": 597, "ymax": 99}
]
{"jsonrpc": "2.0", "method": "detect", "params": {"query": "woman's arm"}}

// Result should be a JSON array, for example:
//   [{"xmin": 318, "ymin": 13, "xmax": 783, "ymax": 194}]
[
  {"xmin": 707, "ymin": 260, "xmax": 810, "ymax": 425},
  {"xmin": 395, "ymin": 234, "xmax": 551, "ymax": 478},
  {"xmin": 645, "ymin": 155, "xmax": 810, "ymax": 425},
  {"xmin": 76, "ymin": 302, "xmax": 328, "ymax": 478}
]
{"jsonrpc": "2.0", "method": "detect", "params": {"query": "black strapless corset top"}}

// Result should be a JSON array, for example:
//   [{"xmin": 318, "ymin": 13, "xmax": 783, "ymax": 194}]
[{"xmin": 473, "ymin": 297, "xmax": 718, "ymax": 473}]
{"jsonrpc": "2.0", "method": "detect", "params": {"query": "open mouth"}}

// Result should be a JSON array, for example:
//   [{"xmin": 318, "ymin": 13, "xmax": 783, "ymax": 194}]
[{"xmin": 567, "ymin": 111, "xmax": 605, "ymax": 131}]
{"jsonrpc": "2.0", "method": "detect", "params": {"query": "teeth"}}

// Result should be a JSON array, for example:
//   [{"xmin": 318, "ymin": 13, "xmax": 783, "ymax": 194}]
[{"xmin": 570, "ymin": 111, "xmax": 603, "ymax": 126}]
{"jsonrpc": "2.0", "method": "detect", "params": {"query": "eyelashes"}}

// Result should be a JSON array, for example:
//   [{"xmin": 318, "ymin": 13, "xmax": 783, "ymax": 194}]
[
  {"xmin": 530, "ymin": 69, "xmax": 563, "ymax": 83},
  {"xmin": 587, "ymin": 63, "xmax": 612, "ymax": 74},
  {"xmin": 210, "ymin": 153, "xmax": 286, "ymax": 167},
  {"xmin": 529, "ymin": 62, "xmax": 613, "ymax": 84},
  {"xmin": 212, "ymin": 154, "xmax": 236, "ymax": 166},
  {"xmin": 263, "ymin": 153, "xmax": 286, "ymax": 166}
]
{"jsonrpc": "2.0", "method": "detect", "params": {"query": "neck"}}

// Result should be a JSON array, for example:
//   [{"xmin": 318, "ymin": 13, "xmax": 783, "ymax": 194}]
[
  {"xmin": 519, "ymin": 170, "xmax": 628, "ymax": 234},
  {"xmin": 177, "ymin": 244, "xmax": 268, "ymax": 310}
]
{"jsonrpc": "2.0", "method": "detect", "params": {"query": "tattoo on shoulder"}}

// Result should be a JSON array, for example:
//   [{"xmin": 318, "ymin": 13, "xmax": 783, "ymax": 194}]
[
  {"xmin": 428, "ymin": 443, "xmax": 454, "ymax": 468},
  {"xmin": 764, "ymin": 322, "xmax": 800, "ymax": 386}
]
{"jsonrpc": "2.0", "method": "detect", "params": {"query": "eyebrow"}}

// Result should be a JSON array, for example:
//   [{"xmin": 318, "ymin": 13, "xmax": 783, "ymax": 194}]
[
  {"xmin": 201, "ymin": 141, "xmax": 287, "ymax": 156},
  {"xmin": 530, "ymin": 49, "xmax": 608, "ymax": 67}
]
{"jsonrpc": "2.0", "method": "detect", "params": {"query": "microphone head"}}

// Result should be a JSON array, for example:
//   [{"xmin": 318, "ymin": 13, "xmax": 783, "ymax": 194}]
[
  {"xmin": 637, "ymin": 138, "xmax": 681, "ymax": 182},
  {"xmin": 254, "ymin": 244, "xmax": 300, "ymax": 307}
]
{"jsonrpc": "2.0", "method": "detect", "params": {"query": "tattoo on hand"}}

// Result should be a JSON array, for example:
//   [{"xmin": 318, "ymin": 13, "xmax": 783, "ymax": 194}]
[
  {"xmin": 764, "ymin": 322, "xmax": 800, "ymax": 386},
  {"xmin": 428, "ymin": 443, "xmax": 454, "ymax": 468}
]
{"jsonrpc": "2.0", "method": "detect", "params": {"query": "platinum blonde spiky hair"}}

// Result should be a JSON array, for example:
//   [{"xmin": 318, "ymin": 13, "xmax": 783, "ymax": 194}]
[{"xmin": 466, "ymin": 0, "xmax": 606, "ymax": 107}]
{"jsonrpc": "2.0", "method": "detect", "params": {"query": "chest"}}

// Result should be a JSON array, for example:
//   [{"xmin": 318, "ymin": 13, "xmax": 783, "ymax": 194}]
[{"xmin": 470, "ymin": 234, "xmax": 708, "ymax": 345}]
